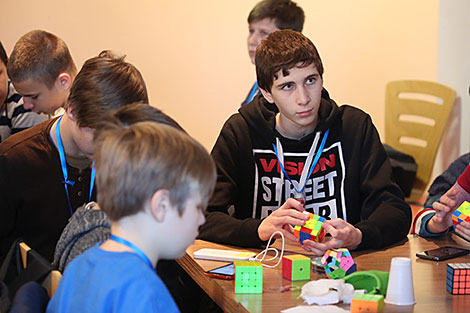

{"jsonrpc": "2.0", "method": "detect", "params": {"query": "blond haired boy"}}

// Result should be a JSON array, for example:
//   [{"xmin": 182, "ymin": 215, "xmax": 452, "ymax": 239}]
[{"xmin": 47, "ymin": 121, "xmax": 216, "ymax": 313}]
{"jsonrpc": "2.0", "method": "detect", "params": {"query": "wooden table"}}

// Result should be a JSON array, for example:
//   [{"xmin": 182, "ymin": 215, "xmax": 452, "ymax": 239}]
[{"xmin": 177, "ymin": 234, "xmax": 470, "ymax": 313}]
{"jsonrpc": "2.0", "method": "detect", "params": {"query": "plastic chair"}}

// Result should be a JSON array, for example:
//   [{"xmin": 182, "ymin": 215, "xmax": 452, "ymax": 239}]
[{"xmin": 385, "ymin": 80, "xmax": 456, "ymax": 203}]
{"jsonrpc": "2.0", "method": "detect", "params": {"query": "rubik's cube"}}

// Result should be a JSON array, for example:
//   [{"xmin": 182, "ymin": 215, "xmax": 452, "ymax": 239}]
[
  {"xmin": 350, "ymin": 294, "xmax": 384, "ymax": 313},
  {"xmin": 320, "ymin": 248, "xmax": 356, "ymax": 279},
  {"xmin": 452, "ymin": 201, "xmax": 470, "ymax": 229},
  {"xmin": 294, "ymin": 213, "xmax": 326, "ymax": 245},
  {"xmin": 446, "ymin": 263, "xmax": 470, "ymax": 295},
  {"xmin": 234, "ymin": 261, "xmax": 263, "ymax": 293},
  {"xmin": 282, "ymin": 254, "xmax": 311, "ymax": 281}
]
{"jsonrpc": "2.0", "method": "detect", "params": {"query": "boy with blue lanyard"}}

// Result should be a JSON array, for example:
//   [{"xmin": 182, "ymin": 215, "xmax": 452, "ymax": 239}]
[
  {"xmin": 199, "ymin": 30, "xmax": 411, "ymax": 256},
  {"xmin": 0, "ymin": 51, "xmax": 148, "ymax": 262},
  {"xmin": 47, "ymin": 118, "xmax": 216, "ymax": 313},
  {"xmin": 242, "ymin": 0, "xmax": 304, "ymax": 106}
]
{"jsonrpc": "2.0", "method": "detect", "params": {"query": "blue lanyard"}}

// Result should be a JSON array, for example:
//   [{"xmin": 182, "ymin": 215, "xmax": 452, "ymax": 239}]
[
  {"xmin": 109, "ymin": 234, "xmax": 154, "ymax": 270},
  {"xmin": 273, "ymin": 129, "xmax": 329, "ymax": 194},
  {"xmin": 55, "ymin": 115, "xmax": 95, "ymax": 216},
  {"xmin": 247, "ymin": 82, "xmax": 259, "ymax": 103}
]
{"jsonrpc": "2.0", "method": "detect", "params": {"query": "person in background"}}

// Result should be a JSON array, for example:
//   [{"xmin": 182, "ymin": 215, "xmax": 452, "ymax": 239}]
[
  {"xmin": 7, "ymin": 30, "xmax": 77, "ymax": 116},
  {"xmin": 416, "ymin": 161, "xmax": 470, "ymax": 240},
  {"xmin": 0, "ymin": 51, "xmax": 148, "ymax": 263},
  {"xmin": 0, "ymin": 41, "xmax": 47, "ymax": 142},
  {"xmin": 242, "ymin": 0, "xmax": 305, "ymax": 106}
]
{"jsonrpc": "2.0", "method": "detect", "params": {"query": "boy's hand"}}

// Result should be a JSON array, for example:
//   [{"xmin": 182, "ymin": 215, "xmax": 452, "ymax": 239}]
[
  {"xmin": 257, "ymin": 198, "xmax": 309, "ymax": 242},
  {"xmin": 301, "ymin": 218, "xmax": 362, "ymax": 256},
  {"xmin": 428, "ymin": 182, "xmax": 470, "ymax": 233}
]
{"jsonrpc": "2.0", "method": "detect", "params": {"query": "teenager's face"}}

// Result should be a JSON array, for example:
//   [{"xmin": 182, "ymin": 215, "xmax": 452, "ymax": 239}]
[
  {"xmin": 13, "ymin": 77, "xmax": 68, "ymax": 114},
  {"xmin": 162, "ymin": 192, "xmax": 205, "ymax": 259},
  {"xmin": 247, "ymin": 18, "xmax": 280, "ymax": 65},
  {"xmin": 0, "ymin": 62, "xmax": 8, "ymax": 105},
  {"xmin": 261, "ymin": 63, "xmax": 323, "ymax": 139}
]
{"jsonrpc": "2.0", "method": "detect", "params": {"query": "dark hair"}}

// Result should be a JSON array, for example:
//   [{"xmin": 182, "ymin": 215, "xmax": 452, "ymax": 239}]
[
  {"xmin": 0, "ymin": 41, "xmax": 8, "ymax": 66},
  {"xmin": 256, "ymin": 30, "xmax": 324, "ymax": 92},
  {"xmin": 94, "ymin": 102, "xmax": 185, "ymax": 141},
  {"xmin": 7, "ymin": 30, "xmax": 76, "ymax": 88},
  {"xmin": 68, "ymin": 50, "xmax": 149, "ymax": 128},
  {"xmin": 248, "ymin": 0, "xmax": 304, "ymax": 32}
]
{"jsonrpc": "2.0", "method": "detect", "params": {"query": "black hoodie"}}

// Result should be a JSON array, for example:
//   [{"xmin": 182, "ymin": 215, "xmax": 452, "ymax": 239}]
[{"xmin": 199, "ymin": 91, "xmax": 411, "ymax": 250}]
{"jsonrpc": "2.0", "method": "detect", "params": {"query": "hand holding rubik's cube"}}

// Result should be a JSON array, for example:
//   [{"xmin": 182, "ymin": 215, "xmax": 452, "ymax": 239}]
[
  {"xmin": 452, "ymin": 201, "xmax": 470, "ymax": 229},
  {"xmin": 293, "ymin": 212, "xmax": 327, "ymax": 244}
]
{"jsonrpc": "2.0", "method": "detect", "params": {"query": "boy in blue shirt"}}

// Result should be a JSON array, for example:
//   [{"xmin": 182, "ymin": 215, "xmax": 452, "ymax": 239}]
[{"xmin": 47, "ymin": 116, "xmax": 216, "ymax": 312}]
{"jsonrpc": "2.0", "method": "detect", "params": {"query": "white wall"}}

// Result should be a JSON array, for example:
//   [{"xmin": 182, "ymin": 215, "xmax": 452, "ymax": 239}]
[
  {"xmin": 434, "ymin": 0, "xmax": 470, "ymax": 176},
  {"xmin": 1, "ymin": 0, "xmax": 439, "ymax": 152}
]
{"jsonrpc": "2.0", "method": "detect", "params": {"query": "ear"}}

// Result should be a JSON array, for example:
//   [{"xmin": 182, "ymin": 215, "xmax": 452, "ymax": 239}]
[
  {"xmin": 149, "ymin": 189, "xmax": 172, "ymax": 223},
  {"xmin": 66, "ymin": 106, "xmax": 76, "ymax": 122},
  {"xmin": 259, "ymin": 88, "xmax": 275, "ymax": 104},
  {"xmin": 55, "ymin": 73, "xmax": 72, "ymax": 91}
]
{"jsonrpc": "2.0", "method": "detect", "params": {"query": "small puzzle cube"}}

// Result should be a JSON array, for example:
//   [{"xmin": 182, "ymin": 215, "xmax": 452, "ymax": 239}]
[
  {"xmin": 452, "ymin": 201, "xmax": 470, "ymax": 229},
  {"xmin": 350, "ymin": 294, "xmax": 384, "ymax": 313},
  {"xmin": 282, "ymin": 254, "xmax": 311, "ymax": 281},
  {"xmin": 321, "ymin": 248, "xmax": 356, "ymax": 279},
  {"xmin": 294, "ymin": 213, "xmax": 326, "ymax": 244},
  {"xmin": 446, "ymin": 263, "xmax": 470, "ymax": 295},
  {"xmin": 234, "ymin": 261, "xmax": 263, "ymax": 293}
]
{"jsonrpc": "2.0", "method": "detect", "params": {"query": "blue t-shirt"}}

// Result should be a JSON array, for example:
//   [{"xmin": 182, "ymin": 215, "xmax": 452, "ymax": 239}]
[{"xmin": 47, "ymin": 245, "xmax": 180, "ymax": 313}]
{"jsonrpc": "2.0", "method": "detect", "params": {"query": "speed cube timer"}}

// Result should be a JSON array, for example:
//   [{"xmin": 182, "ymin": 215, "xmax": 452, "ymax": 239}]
[
  {"xmin": 282, "ymin": 254, "xmax": 311, "ymax": 281},
  {"xmin": 452, "ymin": 201, "xmax": 470, "ymax": 229},
  {"xmin": 321, "ymin": 248, "xmax": 356, "ymax": 279},
  {"xmin": 234, "ymin": 261, "xmax": 263, "ymax": 294},
  {"xmin": 446, "ymin": 263, "xmax": 470, "ymax": 295},
  {"xmin": 351, "ymin": 294, "xmax": 384, "ymax": 313},
  {"xmin": 294, "ymin": 213, "xmax": 326, "ymax": 245}
]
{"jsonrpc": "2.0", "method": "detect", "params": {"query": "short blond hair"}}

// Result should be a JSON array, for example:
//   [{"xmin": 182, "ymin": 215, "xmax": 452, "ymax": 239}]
[{"xmin": 94, "ymin": 121, "xmax": 216, "ymax": 221}]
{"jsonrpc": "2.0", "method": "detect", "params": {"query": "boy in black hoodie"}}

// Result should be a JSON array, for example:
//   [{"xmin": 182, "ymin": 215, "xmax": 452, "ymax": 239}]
[{"xmin": 199, "ymin": 30, "xmax": 411, "ymax": 256}]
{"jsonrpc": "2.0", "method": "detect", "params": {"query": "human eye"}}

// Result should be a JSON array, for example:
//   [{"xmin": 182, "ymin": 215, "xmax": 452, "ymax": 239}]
[
  {"xmin": 281, "ymin": 83, "xmax": 293, "ymax": 91},
  {"xmin": 31, "ymin": 95, "xmax": 39, "ymax": 99},
  {"xmin": 306, "ymin": 76, "xmax": 317, "ymax": 85},
  {"xmin": 261, "ymin": 31, "xmax": 269, "ymax": 36},
  {"xmin": 249, "ymin": 28, "xmax": 254, "ymax": 34}
]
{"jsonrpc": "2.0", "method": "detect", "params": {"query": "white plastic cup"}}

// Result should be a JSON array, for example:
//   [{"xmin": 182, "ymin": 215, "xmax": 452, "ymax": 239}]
[{"xmin": 384, "ymin": 257, "xmax": 415, "ymax": 305}]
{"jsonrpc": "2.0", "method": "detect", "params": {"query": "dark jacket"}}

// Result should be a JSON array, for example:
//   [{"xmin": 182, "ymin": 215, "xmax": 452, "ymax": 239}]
[{"xmin": 198, "ymin": 91, "xmax": 411, "ymax": 250}]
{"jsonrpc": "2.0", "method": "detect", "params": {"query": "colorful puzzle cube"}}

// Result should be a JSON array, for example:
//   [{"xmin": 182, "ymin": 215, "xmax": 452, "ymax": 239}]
[
  {"xmin": 446, "ymin": 263, "xmax": 470, "ymax": 295},
  {"xmin": 282, "ymin": 254, "xmax": 311, "ymax": 281},
  {"xmin": 294, "ymin": 212, "xmax": 326, "ymax": 244},
  {"xmin": 234, "ymin": 261, "xmax": 263, "ymax": 293},
  {"xmin": 321, "ymin": 248, "xmax": 356, "ymax": 279},
  {"xmin": 351, "ymin": 294, "xmax": 384, "ymax": 313},
  {"xmin": 452, "ymin": 201, "xmax": 470, "ymax": 229}
]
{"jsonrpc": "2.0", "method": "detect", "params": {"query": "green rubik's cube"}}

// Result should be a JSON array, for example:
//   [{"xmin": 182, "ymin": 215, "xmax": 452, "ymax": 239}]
[
  {"xmin": 351, "ymin": 293, "xmax": 384, "ymax": 313},
  {"xmin": 282, "ymin": 254, "xmax": 311, "ymax": 281},
  {"xmin": 452, "ymin": 201, "xmax": 470, "ymax": 229},
  {"xmin": 234, "ymin": 261, "xmax": 263, "ymax": 293}
]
